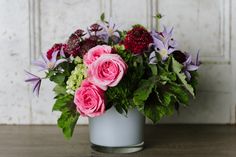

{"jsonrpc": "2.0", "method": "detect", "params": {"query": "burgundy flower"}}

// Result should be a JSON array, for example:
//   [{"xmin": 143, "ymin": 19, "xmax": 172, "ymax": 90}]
[
  {"xmin": 77, "ymin": 36, "xmax": 103, "ymax": 57},
  {"xmin": 65, "ymin": 29, "xmax": 86, "ymax": 56},
  {"xmin": 46, "ymin": 43, "xmax": 67, "ymax": 60},
  {"xmin": 88, "ymin": 23, "xmax": 103, "ymax": 35},
  {"xmin": 123, "ymin": 26, "xmax": 153, "ymax": 55},
  {"xmin": 172, "ymin": 50, "xmax": 187, "ymax": 63}
]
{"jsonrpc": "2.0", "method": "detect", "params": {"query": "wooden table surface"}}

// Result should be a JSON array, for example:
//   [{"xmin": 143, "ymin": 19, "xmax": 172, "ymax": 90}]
[{"xmin": 0, "ymin": 125, "xmax": 235, "ymax": 157}]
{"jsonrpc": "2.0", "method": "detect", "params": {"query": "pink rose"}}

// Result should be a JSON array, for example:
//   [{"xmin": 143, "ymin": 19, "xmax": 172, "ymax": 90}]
[
  {"xmin": 87, "ymin": 54, "xmax": 128, "ymax": 90},
  {"xmin": 74, "ymin": 80, "xmax": 105, "ymax": 117},
  {"xmin": 83, "ymin": 45, "xmax": 112, "ymax": 66}
]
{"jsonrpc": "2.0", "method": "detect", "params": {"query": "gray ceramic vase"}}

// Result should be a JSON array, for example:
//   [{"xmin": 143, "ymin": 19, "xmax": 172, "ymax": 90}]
[{"xmin": 89, "ymin": 106, "xmax": 145, "ymax": 153}]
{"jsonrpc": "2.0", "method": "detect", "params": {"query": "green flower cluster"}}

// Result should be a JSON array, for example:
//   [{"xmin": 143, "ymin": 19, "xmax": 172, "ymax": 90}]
[{"xmin": 66, "ymin": 57, "xmax": 87, "ymax": 95}]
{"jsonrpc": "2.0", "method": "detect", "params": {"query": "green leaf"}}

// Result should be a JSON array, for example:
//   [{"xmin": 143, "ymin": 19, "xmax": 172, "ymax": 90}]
[
  {"xmin": 50, "ymin": 73, "xmax": 66, "ymax": 85},
  {"xmin": 143, "ymin": 91, "xmax": 174, "ymax": 123},
  {"xmin": 100, "ymin": 12, "xmax": 105, "ymax": 21},
  {"xmin": 169, "ymin": 83, "xmax": 189, "ymax": 105},
  {"xmin": 159, "ymin": 91, "xmax": 173, "ymax": 106},
  {"xmin": 58, "ymin": 110, "xmax": 79, "ymax": 139},
  {"xmin": 144, "ymin": 104, "xmax": 160, "ymax": 123},
  {"xmin": 143, "ymin": 91, "xmax": 160, "ymax": 123},
  {"xmin": 189, "ymin": 71, "xmax": 199, "ymax": 93},
  {"xmin": 154, "ymin": 13, "xmax": 164, "ymax": 19},
  {"xmin": 46, "ymin": 70, "xmax": 57, "ymax": 78},
  {"xmin": 133, "ymin": 76, "xmax": 157, "ymax": 110},
  {"xmin": 52, "ymin": 95, "xmax": 73, "ymax": 112},
  {"xmin": 171, "ymin": 57, "xmax": 195, "ymax": 97},
  {"xmin": 53, "ymin": 94, "xmax": 79, "ymax": 139},
  {"xmin": 148, "ymin": 64, "xmax": 158, "ymax": 75},
  {"xmin": 114, "ymin": 104, "xmax": 128, "ymax": 115},
  {"xmin": 53, "ymin": 85, "xmax": 67, "ymax": 96},
  {"xmin": 159, "ymin": 66, "xmax": 176, "ymax": 82}
]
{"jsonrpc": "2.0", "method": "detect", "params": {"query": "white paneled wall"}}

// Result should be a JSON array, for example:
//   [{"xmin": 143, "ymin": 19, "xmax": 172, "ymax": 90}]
[
  {"xmin": 0, "ymin": 0, "xmax": 30, "ymax": 124},
  {"xmin": 0, "ymin": 0, "xmax": 235, "ymax": 124}
]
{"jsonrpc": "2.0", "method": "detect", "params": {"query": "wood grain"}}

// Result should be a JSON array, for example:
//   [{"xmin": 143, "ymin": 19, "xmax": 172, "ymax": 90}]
[{"xmin": 0, "ymin": 125, "xmax": 235, "ymax": 157}]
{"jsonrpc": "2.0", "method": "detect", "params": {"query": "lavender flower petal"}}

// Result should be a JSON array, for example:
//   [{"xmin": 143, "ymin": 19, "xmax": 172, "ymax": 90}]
[
  {"xmin": 97, "ymin": 18, "xmax": 120, "ymax": 43},
  {"xmin": 24, "ymin": 70, "xmax": 42, "ymax": 97},
  {"xmin": 32, "ymin": 60, "xmax": 47, "ymax": 71},
  {"xmin": 182, "ymin": 51, "xmax": 200, "ymax": 79},
  {"xmin": 184, "ymin": 71, "xmax": 191, "ymax": 81},
  {"xmin": 60, "ymin": 49, "xmax": 66, "ymax": 58},
  {"xmin": 169, "ymin": 39, "xmax": 178, "ymax": 48},
  {"xmin": 149, "ymin": 51, "xmax": 157, "ymax": 64},
  {"xmin": 186, "ymin": 64, "xmax": 199, "ymax": 71},
  {"xmin": 55, "ymin": 59, "xmax": 67, "ymax": 67},
  {"xmin": 51, "ymin": 51, "xmax": 59, "ymax": 63},
  {"xmin": 162, "ymin": 26, "xmax": 173, "ymax": 39},
  {"xmin": 194, "ymin": 50, "xmax": 200, "ymax": 66},
  {"xmin": 151, "ymin": 26, "xmax": 177, "ymax": 61},
  {"xmin": 41, "ymin": 53, "xmax": 49, "ymax": 64}
]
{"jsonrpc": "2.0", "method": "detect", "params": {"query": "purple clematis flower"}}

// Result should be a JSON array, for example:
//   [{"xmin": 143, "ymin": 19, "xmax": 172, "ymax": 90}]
[
  {"xmin": 33, "ymin": 51, "xmax": 67, "ymax": 71},
  {"xmin": 24, "ymin": 70, "xmax": 42, "ymax": 96},
  {"xmin": 149, "ymin": 26, "xmax": 177, "ymax": 63},
  {"xmin": 98, "ymin": 18, "xmax": 120, "ymax": 43},
  {"xmin": 183, "ymin": 51, "xmax": 200, "ymax": 80},
  {"xmin": 152, "ymin": 26, "xmax": 177, "ymax": 48}
]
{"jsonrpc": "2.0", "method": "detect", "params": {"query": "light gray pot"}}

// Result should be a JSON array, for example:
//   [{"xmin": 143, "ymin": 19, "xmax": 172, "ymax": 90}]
[{"xmin": 89, "ymin": 106, "xmax": 145, "ymax": 153}]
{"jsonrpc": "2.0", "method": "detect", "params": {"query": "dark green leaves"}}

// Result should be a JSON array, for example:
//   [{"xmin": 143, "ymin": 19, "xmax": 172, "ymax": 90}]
[
  {"xmin": 168, "ymin": 83, "xmax": 189, "ymax": 105},
  {"xmin": 143, "ymin": 91, "xmax": 174, "ymax": 123},
  {"xmin": 53, "ymin": 94, "xmax": 79, "ymax": 139},
  {"xmin": 171, "ymin": 57, "xmax": 195, "ymax": 97},
  {"xmin": 133, "ymin": 76, "xmax": 157, "ymax": 110},
  {"xmin": 131, "ymin": 56, "xmax": 197, "ymax": 124},
  {"xmin": 50, "ymin": 73, "xmax": 65, "ymax": 85},
  {"xmin": 53, "ymin": 85, "xmax": 67, "ymax": 97},
  {"xmin": 143, "ymin": 94, "xmax": 161, "ymax": 123},
  {"xmin": 58, "ymin": 110, "xmax": 79, "ymax": 139},
  {"xmin": 52, "ymin": 95, "xmax": 73, "ymax": 111}
]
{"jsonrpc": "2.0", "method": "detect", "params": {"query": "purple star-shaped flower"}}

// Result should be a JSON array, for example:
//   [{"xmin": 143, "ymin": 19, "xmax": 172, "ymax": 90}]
[
  {"xmin": 153, "ymin": 26, "xmax": 177, "ymax": 48},
  {"xmin": 24, "ymin": 70, "xmax": 42, "ymax": 96},
  {"xmin": 98, "ymin": 18, "xmax": 120, "ymax": 43},
  {"xmin": 33, "ymin": 50, "xmax": 67, "ymax": 71},
  {"xmin": 183, "ymin": 51, "xmax": 200, "ymax": 80},
  {"xmin": 149, "ymin": 26, "xmax": 177, "ymax": 63}
]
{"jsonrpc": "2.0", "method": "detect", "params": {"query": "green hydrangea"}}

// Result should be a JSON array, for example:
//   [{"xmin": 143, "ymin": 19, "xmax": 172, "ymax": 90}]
[{"xmin": 66, "ymin": 57, "xmax": 87, "ymax": 95}]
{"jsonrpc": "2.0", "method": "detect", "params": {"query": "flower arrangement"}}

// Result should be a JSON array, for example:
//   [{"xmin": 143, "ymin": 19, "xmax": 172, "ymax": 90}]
[{"xmin": 25, "ymin": 14, "xmax": 200, "ymax": 139}]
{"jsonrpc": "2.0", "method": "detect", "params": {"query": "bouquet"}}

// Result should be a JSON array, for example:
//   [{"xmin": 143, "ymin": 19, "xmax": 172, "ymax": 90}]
[{"xmin": 25, "ymin": 14, "xmax": 200, "ymax": 139}]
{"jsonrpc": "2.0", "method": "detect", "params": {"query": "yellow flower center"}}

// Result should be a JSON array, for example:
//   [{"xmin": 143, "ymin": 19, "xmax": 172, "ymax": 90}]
[
  {"xmin": 159, "ymin": 49, "xmax": 168, "ymax": 58},
  {"xmin": 47, "ymin": 62, "xmax": 55, "ymax": 69},
  {"xmin": 108, "ymin": 28, "xmax": 114, "ymax": 36}
]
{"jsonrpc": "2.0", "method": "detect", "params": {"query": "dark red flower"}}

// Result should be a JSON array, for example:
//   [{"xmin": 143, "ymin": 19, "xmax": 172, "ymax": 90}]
[
  {"xmin": 123, "ymin": 26, "xmax": 153, "ymax": 54},
  {"xmin": 65, "ymin": 29, "xmax": 86, "ymax": 56},
  {"xmin": 73, "ymin": 29, "xmax": 86, "ymax": 38},
  {"xmin": 89, "ymin": 23, "xmax": 103, "ymax": 34},
  {"xmin": 172, "ymin": 50, "xmax": 187, "ymax": 63},
  {"xmin": 78, "ymin": 36, "xmax": 103, "ymax": 57},
  {"xmin": 46, "ymin": 43, "xmax": 67, "ymax": 60}
]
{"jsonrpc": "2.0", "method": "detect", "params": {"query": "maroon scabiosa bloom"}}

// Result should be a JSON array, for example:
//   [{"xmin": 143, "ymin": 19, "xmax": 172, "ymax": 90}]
[
  {"xmin": 65, "ymin": 29, "xmax": 86, "ymax": 56},
  {"xmin": 123, "ymin": 26, "xmax": 153, "ymax": 55},
  {"xmin": 77, "ymin": 36, "xmax": 103, "ymax": 57},
  {"xmin": 88, "ymin": 23, "xmax": 103, "ymax": 36}
]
